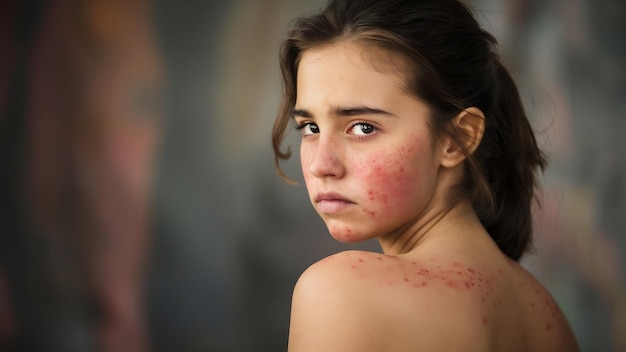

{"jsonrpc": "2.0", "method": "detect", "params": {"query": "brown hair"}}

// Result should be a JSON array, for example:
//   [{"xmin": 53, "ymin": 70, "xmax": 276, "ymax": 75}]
[{"xmin": 272, "ymin": 0, "xmax": 547, "ymax": 261}]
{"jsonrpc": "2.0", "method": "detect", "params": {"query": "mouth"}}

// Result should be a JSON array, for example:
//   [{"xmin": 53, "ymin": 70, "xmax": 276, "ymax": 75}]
[{"xmin": 314, "ymin": 192, "xmax": 356, "ymax": 214}]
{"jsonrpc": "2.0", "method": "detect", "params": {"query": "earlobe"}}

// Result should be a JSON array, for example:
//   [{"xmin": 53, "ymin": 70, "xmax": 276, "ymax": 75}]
[{"xmin": 440, "ymin": 107, "xmax": 485, "ymax": 168}]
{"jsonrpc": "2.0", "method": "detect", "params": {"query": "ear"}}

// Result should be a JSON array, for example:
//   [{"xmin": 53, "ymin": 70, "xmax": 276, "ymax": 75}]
[{"xmin": 439, "ymin": 107, "xmax": 485, "ymax": 168}]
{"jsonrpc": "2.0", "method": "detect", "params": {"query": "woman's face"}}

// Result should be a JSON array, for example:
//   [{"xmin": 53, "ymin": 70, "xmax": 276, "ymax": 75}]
[{"xmin": 295, "ymin": 42, "xmax": 447, "ymax": 243}]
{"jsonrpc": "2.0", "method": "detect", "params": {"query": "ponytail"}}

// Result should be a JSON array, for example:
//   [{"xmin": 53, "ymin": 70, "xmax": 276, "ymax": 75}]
[{"xmin": 470, "ymin": 59, "xmax": 547, "ymax": 261}]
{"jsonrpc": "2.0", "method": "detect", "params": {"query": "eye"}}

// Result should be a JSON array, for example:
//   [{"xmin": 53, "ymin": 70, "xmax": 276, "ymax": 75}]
[
  {"xmin": 349, "ymin": 122, "xmax": 377, "ymax": 136},
  {"xmin": 296, "ymin": 122, "xmax": 319, "ymax": 136}
]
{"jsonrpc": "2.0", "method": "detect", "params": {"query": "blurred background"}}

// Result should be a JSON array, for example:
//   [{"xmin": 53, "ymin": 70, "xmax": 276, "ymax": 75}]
[{"xmin": 0, "ymin": 0, "xmax": 624, "ymax": 351}]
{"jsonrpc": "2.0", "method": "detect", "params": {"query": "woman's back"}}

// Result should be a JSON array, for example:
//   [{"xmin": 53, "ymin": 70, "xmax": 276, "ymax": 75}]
[{"xmin": 289, "ymin": 231, "xmax": 578, "ymax": 351}]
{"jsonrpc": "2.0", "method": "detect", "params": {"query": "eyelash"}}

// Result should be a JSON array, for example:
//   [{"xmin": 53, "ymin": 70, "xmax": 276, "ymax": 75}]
[
  {"xmin": 295, "ymin": 122, "xmax": 319, "ymax": 135},
  {"xmin": 294, "ymin": 121, "xmax": 378, "ymax": 137},
  {"xmin": 349, "ymin": 122, "xmax": 377, "ymax": 136}
]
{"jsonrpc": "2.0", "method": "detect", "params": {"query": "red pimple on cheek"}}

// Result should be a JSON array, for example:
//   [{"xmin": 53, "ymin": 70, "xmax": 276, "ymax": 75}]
[
  {"xmin": 363, "ymin": 208, "xmax": 376, "ymax": 218},
  {"xmin": 394, "ymin": 165, "xmax": 406, "ymax": 181}
]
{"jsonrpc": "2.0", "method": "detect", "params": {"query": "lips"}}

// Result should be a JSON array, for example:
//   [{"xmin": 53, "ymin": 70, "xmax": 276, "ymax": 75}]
[{"xmin": 314, "ymin": 192, "xmax": 356, "ymax": 213}]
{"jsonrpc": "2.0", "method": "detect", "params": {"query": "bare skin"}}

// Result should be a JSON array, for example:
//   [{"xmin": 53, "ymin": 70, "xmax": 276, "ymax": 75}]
[
  {"xmin": 288, "ymin": 42, "xmax": 578, "ymax": 351},
  {"xmin": 289, "ymin": 203, "xmax": 578, "ymax": 351}
]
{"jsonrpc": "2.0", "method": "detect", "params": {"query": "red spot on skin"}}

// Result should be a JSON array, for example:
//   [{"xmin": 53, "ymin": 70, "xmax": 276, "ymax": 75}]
[
  {"xmin": 482, "ymin": 316, "xmax": 488, "ymax": 325},
  {"xmin": 452, "ymin": 262, "xmax": 461, "ymax": 267},
  {"xmin": 417, "ymin": 269, "xmax": 430, "ymax": 277},
  {"xmin": 358, "ymin": 259, "xmax": 365, "ymax": 263},
  {"xmin": 446, "ymin": 280, "xmax": 456, "ymax": 288},
  {"xmin": 531, "ymin": 302, "xmax": 535, "ymax": 308},
  {"xmin": 467, "ymin": 268, "xmax": 475, "ymax": 274},
  {"xmin": 498, "ymin": 269, "xmax": 504, "ymax": 275},
  {"xmin": 341, "ymin": 226, "xmax": 354, "ymax": 241},
  {"xmin": 403, "ymin": 277, "xmax": 409, "ymax": 282},
  {"xmin": 546, "ymin": 323, "xmax": 551, "ymax": 331},
  {"xmin": 457, "ymin": 271, "xmax": 462, "ymax": 275},
  {"xmin": 377, "ymin": 256, "xmax": 383, "ymax": 261},
  {"xmin": 363, "ymin": 208, "xmax": 376, "ymax": 218},
  {"xmin": 351, "ymin": 265, "xmax": 356, "ymax": 269},
  {"xmin": 411, "ymin": 261, "xmax": 417, "ymax": 265}
]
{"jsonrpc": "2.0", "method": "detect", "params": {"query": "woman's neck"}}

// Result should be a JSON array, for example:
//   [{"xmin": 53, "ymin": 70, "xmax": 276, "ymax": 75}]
[{"xmin": 377, "ymin": 198, "xmax": 483, "ymax": 256}]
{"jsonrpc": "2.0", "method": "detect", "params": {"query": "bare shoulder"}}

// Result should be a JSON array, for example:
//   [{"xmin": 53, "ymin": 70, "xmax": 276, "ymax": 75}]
[
  {"xmin": 288, "ymin": 250, "xmax": 492, "ymax": 351},
  {"xmin": 506, "ymin": 261, "xmax": 580, "ymax": 351}
]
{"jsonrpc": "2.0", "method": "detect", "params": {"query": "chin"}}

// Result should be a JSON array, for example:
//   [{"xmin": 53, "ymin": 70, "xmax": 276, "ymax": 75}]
[{"xmin": 326, "ymin": 222, "xmax": 367, "ymax": 243}]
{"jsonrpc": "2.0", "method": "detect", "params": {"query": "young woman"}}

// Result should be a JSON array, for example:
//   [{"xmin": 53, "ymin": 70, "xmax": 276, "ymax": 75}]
[{"xmin": 272, "ymin": 0, "xmax": 579, "ymax": 350}]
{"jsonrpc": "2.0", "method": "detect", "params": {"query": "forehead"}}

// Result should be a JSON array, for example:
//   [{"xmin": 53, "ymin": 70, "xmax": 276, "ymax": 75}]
[
  {"xmin": 299, "ymin": 41, "xmax": 410, "ymax": 83},
  {"xmin": 296, "ymin": 42, "xmax": 413, "ymax": 105}
]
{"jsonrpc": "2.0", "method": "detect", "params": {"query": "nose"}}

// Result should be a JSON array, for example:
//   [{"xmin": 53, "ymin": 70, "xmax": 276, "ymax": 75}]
[{"xmin": 307, "ymin": 135, "xmax": 345, "ymax": 179}]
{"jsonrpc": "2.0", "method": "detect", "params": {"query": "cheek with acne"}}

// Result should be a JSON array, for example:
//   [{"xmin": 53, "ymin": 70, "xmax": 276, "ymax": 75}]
[{"xmin": 357, "ymin": 144, "xmax": 423, "ymax": 216}]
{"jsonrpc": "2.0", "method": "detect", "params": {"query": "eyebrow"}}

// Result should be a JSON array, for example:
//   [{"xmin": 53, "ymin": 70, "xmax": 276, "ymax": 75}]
[{"xmin": 292, "ymin": 106, "xmax": 395, "ymax": 118}]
